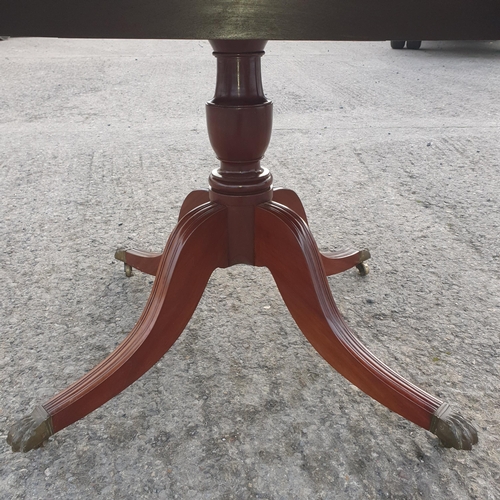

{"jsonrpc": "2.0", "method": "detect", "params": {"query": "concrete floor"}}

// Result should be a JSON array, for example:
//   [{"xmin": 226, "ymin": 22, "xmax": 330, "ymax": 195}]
[{"xmin": 1, "ymin": 38, "xmax": 499, "ymax": 499}]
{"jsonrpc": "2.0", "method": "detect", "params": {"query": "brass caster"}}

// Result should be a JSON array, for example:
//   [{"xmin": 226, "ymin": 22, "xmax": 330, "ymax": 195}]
[
  {"xmin": 115, "ymin": 249, "xmax": 133, "ymax": 277},
  {"xmin": 356, "ymin": 249, "xmax": 371, "ymax": 276},
  {"xmin": 430, "ymin": 403, "xmax": 478, "ymax": 450},
  {"xmin": 7, "ymin": 406, "xmax": 54, "ymax": 452},
  {"xmin": 124, "ymin": 263, "xmax": 133, "ymax": 277},
  {"xmin": 356, "ymin": 262, "xmax": 369, "ymax": 276},
  {"xmin": 114, "ymin": 248, "xmax": 127, "ymax": 263}
]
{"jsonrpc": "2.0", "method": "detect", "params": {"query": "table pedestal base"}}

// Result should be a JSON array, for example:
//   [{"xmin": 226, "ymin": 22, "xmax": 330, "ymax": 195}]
[
  {"xmin": 6, "ymin": 187, "xmax": 478, "ymax": 452},
  {"xmin": 7, "ymin": 40, "xmax": 477, "ymax": 453}
]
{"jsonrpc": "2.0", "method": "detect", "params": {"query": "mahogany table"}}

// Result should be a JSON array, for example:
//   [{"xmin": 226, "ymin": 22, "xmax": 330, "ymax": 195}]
[{"xmin": 4, "ymin": 0, "xmax": 498, "ymax": 453}]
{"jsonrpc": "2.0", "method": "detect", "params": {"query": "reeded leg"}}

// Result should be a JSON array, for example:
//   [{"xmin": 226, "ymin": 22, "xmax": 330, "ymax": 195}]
[
  {"xmin": 273, "ymin": 188, "xmax": 311, "ymax": 224},
  {"xmin": 273, "ymin": 188, "xmax": 370, "ymax": 276},
  {"xmin": 178, "ymin": 189, "xmax": 210, "ymax": 220},
  {"xmin": 7, "ymin": 203, "xmax": 228, "ymax": 452},
  {"xmin": 321, "ymin": 248, "xmax": 371, "ymax": 276},
  {"xmin": 255, "ymin": 201, "xmax": 477, "ymax": 449},
  {"xmin": 115, "ymin": 248, "xmax": 162, "ymax": 277},
  {"xmin": 114, "ymin": 189, "xmax": 211, "ymax": 277}
]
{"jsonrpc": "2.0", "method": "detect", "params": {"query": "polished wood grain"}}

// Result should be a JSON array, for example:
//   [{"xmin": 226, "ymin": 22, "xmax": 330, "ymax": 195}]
[
  {"xmin": 117, "ymin": 186, "xmax": 369, "ymax": 278},
  {"xmin": 45, "ymin": 202, "xmax": 228, "ymax": 432},
  {"xmin": 115, "ymin": 248, "xmax": 162, "ymax": 277},
  {"xmin": 179, "ymin": 189, "xmax": 210, "ymax": 220},
  {"xmin": 113, "ymin": 190, "xmax": 213, "ymax": 277},
  {"xmin": 1, "ymin": 0, "xmax": 499, "ymax": 40},
  {"xmin": 255, "ymin": 201, "xmax": 442, "ymax": 429},
  {"xmin": 273, "ymin": 188, "xmax": 370, "ymax": 276}
]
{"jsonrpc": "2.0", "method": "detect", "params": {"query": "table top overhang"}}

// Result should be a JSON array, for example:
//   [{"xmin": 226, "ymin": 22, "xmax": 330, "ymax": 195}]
[{"xmin": 1, "ymin": 0, "xmax": 499, "ymax": 41}]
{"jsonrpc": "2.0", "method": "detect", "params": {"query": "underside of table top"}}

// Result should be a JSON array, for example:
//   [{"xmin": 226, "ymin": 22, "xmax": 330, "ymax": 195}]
[{"xmin": 1, "ymin": 0, "xmax": 499, "ymax": 40}]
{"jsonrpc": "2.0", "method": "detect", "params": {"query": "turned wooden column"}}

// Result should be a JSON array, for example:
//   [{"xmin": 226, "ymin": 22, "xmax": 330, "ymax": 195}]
[{"xmin": 206, "ymin": 40, "xmax": 273, "ymax": 265}]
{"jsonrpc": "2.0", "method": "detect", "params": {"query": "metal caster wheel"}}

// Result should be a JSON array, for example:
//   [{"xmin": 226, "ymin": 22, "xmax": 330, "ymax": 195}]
[
  {"xmin": 124, "ymin": 263, "xmax": 133, "ymax": 277},
  {"xmin": 356, "ymin": 262, "xmax": 369, "ymax": 276}
]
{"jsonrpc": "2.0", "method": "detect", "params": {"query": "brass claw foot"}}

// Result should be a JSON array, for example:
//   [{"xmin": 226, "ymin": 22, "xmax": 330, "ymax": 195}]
[
  {"xmin": 7, "ymin": 406, "xmax": 54, "ymax": 452},
  {"xmin": 430, "ymin": 403, "xmax": 478, "ymax": 450},
  {"xmin": 6, "ymin": 203, "xmax": 228, "ymax": 450}
]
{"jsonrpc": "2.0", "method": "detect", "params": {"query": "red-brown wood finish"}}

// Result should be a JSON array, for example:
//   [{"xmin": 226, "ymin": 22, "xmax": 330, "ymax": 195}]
[
  {"xmin": 273, "ymin": 188, "xmax": 370, "ymax": 275},
  {"xmin": 122, "ymin": 186, "xmax": 368, "ymax": 278},
  {"xmin": 115, "ymin": 248, "xmax": 162, "ymax": 276},
  {"xmin": 178, "ymin": 189, "xmax": 210, "ymax": 220},
  {"xmin": 45, "ymin": 203, "xmax": 228, "ymax": 432},
  {"xmin": 8, "ymin": 39, "xmax": 477, "ymax": 452},
  {"xmin": 113, "ymin": 190, "xmax": 212, "ymax": 278},
  {"xmin": 254, "ymin": 202, "xmax": 442, "ymax": 429}
]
